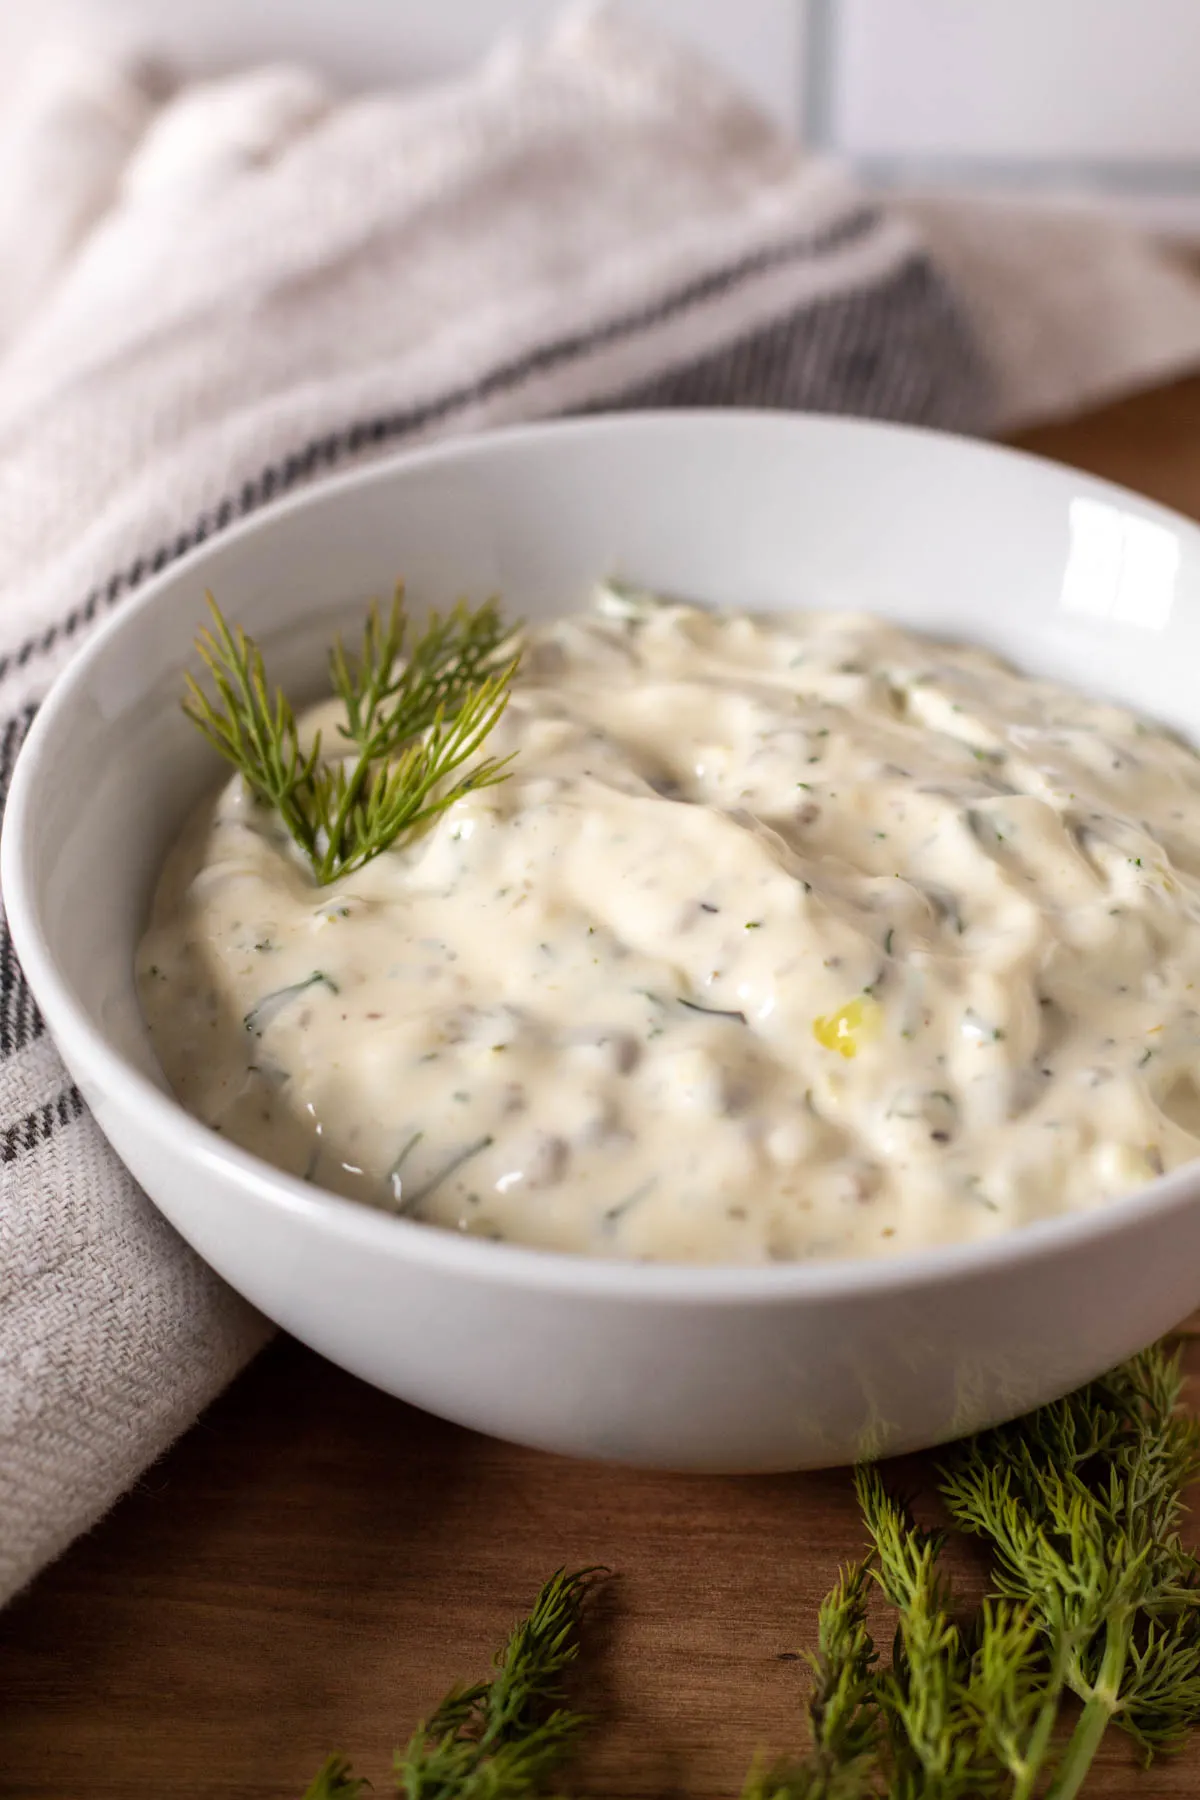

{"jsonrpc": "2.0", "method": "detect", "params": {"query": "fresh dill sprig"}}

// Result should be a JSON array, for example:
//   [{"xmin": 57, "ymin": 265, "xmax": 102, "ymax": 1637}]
[
  {"xmin": 396, "ymin": 1566, "xmax": 598, "ymax": 1799},
  {"xmin": 297, "ymin": 1348, "xmax": 1200, "ymax": 1800},
  {"xmin": 741, "ymin": 1488, "xmax": 1041, "ymax": 1800},
  {"xmin": 330, "ymin": 589, "xmax": 513, "ymax": 757},
  {"xmin": 939, "ymin": 1343, "xmax": 1200, "ymax": 1791},
  {"xmin": 305, "ymin": 670, "xmax": 515, "ymax": 884},
  {"xmin": 302, "ymin": 1753, "xmax": 370, "ymax": 1800},
  {"xmin": 182, "ymin": 601, "xmax": 323, "ymax": 863},
  {"xmin": 751, "ymin": 1340, "xmax": 1200, "ymax": 1800},
  {"xmin": 859, "ymin": 1470, "xmax": 979, "ymax": 1798},
  {"xmin": 740, "ymin": 1562, "xmax": 880, "ymax": 1800},
  {"xmin": 299, "ymin": 1569, "xmax": 598, "ymax": 1800},
  {"xmin": 182, "ymin": 590, "xmax": 518, "ymax": 885},
  {"xmin": 857, "ymin": 1469, "xmax": 1057, "ymax": 1799}
]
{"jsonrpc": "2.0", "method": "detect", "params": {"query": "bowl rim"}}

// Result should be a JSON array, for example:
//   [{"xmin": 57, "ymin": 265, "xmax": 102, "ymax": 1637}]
[{"xmin": 8, "ymin": 405, "xmax": 1200, "ymax": 1305}]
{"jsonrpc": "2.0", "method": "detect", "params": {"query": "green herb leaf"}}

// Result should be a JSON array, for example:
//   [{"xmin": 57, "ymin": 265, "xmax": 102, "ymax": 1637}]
[
  {"xmin": 301, "ymin": 1752, "xmax": 370, "ymax": 1799},
  {"xmin": 183, "ymin": 593, "xmax": 519, "ymax": 885},
  {"xmin": 301, "ymin": 1353, "xmax": 1200, "ymax": 1800},
  {"xmin": 308, "ymin": 669, "xmax": 516, "ymax": 884},
  {"xmin": 741, "ymin": 1562, "xmax": 879, "ymax": 1799},
  {"xmin": 752, "ymin": 1341, "xmax": 1200, "ymax": 1800},
  {"xmin": 330, "ymin": 589, "xmax": 513, "ymax": 757},
  {"xmin": 183, "ymin": 596, "xmax": 323, "ymax": 862},
  {"xmin": 939, "ymin": 1343, "xmax": 1200, "ymax": 1790},
  {"xmin": 395, "ymin": 1567, "xmax": 599, "ymax": 1799},
  {"xmin": 300, "ymin": 1570, "xmax": 598, "ymax": 1800}
]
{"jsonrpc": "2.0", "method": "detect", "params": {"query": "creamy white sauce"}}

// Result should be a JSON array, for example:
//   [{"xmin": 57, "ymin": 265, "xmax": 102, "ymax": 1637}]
[{"xmin": 138, "ymin": 592, "xmax": 1200, "ymax": 1264}]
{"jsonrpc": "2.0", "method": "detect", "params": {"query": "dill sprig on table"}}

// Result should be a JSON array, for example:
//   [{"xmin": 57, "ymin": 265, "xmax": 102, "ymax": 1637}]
[
  {"xmin": 749, "ymin": 1340, "xmax": 1200, "ymax": 1800},
  {"xmin": 182, "ymin": 588, "xmax": 518, "ymax": 885},
  {"xmin": 300, "ymin": 1345, "xmax": 1200, "ymax": 1800},
  {"xmin": 303, "ymin": 1568, "xmax": 598, "ymax": 1800},
  {"xmin": 854, "ymin": 1471, "xmax": 1059, "ymax": 1799},
  {"xmin": 302, "ymin": 1753, "xmax": 369, "ymax": 1800},
  {"xmin": 940, "ymin": 1344, "xmax": 1200, "ymax": 1789},
  {"xmin": 740, "ymin": 1561, "xmax": 880, "ymax": 1800}
]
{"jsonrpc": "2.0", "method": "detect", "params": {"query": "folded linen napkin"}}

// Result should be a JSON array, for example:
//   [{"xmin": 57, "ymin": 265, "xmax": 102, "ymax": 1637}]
[{"xmin": 0, "ymin": 3, "xmax": 1197, "ymax": 1607}]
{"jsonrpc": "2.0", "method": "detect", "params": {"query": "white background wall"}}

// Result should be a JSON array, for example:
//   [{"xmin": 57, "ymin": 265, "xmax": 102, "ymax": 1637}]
[
  {"xmin": 0, "ymin": 0, "xmax": 805, "ymax": 125},
  {"xmin": 10, "ymin": 0, "xmax": 1200, "ymax": 229},
  {"xmin": 825, "ymin": 0, "xmax": 1200, "ymax": 230},
  {"xmin": 832, "ymin": 0, "xmax": 1200, "ymax": 161}
]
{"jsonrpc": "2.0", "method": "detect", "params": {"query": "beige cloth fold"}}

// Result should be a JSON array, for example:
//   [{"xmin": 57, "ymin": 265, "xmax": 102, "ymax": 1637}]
[{"xmin": 904, "ymin": 190, "xmax": 1200, "ymax": 432}]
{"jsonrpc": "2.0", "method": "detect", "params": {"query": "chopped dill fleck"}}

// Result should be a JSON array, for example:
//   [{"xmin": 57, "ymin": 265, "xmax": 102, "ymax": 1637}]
[
  {"xmin": 604, "ymin": 1178, "xmax": 657, "ymax": 1228},
  {"xmin": 679, "ymin": 997, "xmax": 747, "ymax": 1024},
  {"xmin": 244, "ymin": 970, "xmax": 338, "ymax": 1036},
  {"xmin": 398, "ymin": 1135, "xmax": 495, "ymax": 1214}
]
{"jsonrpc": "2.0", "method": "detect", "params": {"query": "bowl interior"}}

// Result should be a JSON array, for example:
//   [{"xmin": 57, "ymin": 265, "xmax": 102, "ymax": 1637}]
[{"xmin": 12, "ymin": 410, "xmax": 1200, "ymax": 1177}]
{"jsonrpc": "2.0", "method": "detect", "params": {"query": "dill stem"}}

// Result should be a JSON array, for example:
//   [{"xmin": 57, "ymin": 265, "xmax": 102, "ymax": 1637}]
[
  {"xmin": 1008, "ymin": 1683, "xmax": 1064, "ymax": 1800},
  {"xmin": 1045, "ymin": 1622, "xmax": 1130, "ymax": 1800},
  {"xmin": 317, "ymin": 757, "xmax": 372, "ymax": 883}
]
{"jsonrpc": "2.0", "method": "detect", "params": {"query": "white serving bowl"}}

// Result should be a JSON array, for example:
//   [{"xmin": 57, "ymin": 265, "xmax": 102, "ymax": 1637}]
[{"xmin": 7, "ymin": 412, "xmax": 1200, "ymax": 1472}]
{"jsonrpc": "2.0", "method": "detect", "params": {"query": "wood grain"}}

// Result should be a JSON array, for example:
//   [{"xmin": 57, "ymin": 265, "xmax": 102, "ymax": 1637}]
[{"xmin": 4, "ymin": 373, "xmax": 1200, "ymax": 1800}]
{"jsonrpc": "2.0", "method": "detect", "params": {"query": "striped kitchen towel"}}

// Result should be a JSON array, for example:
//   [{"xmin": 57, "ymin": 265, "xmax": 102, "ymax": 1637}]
[{"xmin": 0, "ymin": 5, "xmax": 993, "ymax": 1602}]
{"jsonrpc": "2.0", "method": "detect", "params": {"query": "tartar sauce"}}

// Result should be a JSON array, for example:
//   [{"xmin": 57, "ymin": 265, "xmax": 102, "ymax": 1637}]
[{"xmin": 138, "ymin": 590, "xmax": 1200, "ymax": 1263}]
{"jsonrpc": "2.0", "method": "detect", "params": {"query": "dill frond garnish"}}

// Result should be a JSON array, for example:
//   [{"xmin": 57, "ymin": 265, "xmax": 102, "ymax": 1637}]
[
  {"xmin": 940, "ymin": 1342, "xmax": 1200, "ymax": 1787},
  {"xmin": 300, "ymin": 1568, "xmax": 599, "ymax": 1800},
  {"xmin": 302, "ymin": 1753, "xmax": 370, "ymax": 1800},
  {"xmin": 746, "ymin": 1340, "xmax": 1200, "ymax": 1800},
  {"xmin": 855, "ymin": 1469, "xmax": 1058, "ymax": 1798},
  {"xmin": 294, "ymin": 1348, "xmax": 1200, "ymax": 1799},
  {"xmin": 330, "ymin": 591, "xmax": 513, "ymax": 757},
  {"xmin": 740, "ymin": 1561, "xmax": 879, "ymax": 1799},
  {"xmin": 395, "ymin": 1565, "xmax": 596, "ymax": 1796},
  {"xmin": 182, "ymin": 602, "xmax": 324, "ymax": 865},
  {"xmin": 182, "ymin": 588, "xmax": 518, "ymax": 885}
]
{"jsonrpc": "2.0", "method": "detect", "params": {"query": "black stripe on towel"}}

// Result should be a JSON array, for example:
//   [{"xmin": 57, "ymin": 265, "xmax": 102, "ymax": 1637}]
[
  {"xmin": 0, "ymin": 208, "xmax": 891, "ymax": 688},
  {"xmin": 0, "ymin": 1084, "xmax": 84, "ymax": 1163},
  {"xmin": 602, "ymin": 256, "xmax": 988, "ymax": 427},
  {"xmin": 0, "ymin": 705, "xmax": 43, "ymax": 1058}
]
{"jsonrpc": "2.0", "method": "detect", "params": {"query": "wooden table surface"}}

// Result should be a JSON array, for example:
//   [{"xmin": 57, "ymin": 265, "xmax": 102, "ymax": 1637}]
[{"xmin": 4, "ymin": 372, "xmax": 1200, "ymax": 1800}]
